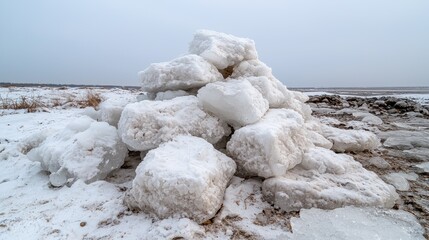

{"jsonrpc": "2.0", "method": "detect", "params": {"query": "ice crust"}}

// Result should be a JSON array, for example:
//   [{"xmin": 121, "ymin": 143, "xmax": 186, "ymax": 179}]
[
  {"xmin": 289, "ymin": 207, "xmax": 425, "ymax": 240},
  {"xmin": 189, "ymin": 30, "xmax": 258, "ymax": 69},
  {"xmin": 139, "ymin": 54, "xmax": 223, "ymax": 92},
  {"xmin": 118, "ymin": 96, "xmax": 230, "ymax": 151},
  {"xmin": 125, "ymin": 136, "xmax": 236, "ymax": 224},
  {"xmin": 227, "ymin": 109, "xmax": 314, "ymax": 178},
  {"xmin": 197, "ymin": 79, "xmax": 269, "ymax": 128},
  {"xmin": 262, "ymin": 147, "xmax": 398, "ymax": 211},
  {"xmin": 321, "ymin": 125, "xmax": 380, "ymax": 152},
  {"xmin": 27, "ymin": 116, "xmax": 128, "ymax": 187}
]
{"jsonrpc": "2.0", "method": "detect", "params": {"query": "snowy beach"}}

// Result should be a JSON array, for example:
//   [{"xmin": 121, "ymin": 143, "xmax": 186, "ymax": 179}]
[{"xmin": 1, "ymin": 31, "xmax": 428, "ymax": 239}]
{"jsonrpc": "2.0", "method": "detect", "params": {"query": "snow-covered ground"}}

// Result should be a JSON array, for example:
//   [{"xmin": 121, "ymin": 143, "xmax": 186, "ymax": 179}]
[{"xmin": 0, "ymin": 86, "xmax": 425, "ymax": 239}]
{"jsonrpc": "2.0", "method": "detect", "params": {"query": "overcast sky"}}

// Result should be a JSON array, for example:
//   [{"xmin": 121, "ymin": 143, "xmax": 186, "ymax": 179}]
[{"xmin": 1, "ymin": 1, "xmax": 428, "ymax": 87}]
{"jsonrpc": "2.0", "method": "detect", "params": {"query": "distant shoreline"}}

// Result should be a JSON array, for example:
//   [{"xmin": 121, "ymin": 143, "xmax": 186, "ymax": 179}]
[{"xmin": 1, "ymin": 82, "xmax": 429, "ymax": 96}]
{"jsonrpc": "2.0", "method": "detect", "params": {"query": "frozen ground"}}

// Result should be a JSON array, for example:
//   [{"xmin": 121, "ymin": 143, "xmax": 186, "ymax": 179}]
[{"xmin": 0, "ymin": 86, "xmax": 427, "ymax": 239}]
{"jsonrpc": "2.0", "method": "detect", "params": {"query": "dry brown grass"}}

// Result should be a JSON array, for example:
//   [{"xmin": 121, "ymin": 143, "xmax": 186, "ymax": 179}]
[
  {"xmin": 0, "ymin": 90, "xmax": 103, "ymax": 112},
  {"xmin": 0, "ymin": 95, "xmax": 43, "ymax": 112},
  {"xmin": 76, "ymin": 91, "xmax": 103, "ymax": 108}
]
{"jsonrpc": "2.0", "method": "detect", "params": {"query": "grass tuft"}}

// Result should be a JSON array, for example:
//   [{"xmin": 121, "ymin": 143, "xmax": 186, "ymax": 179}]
[{"xmin": 0, "ymin": 95, "xmax": 43, "ymax": 112}]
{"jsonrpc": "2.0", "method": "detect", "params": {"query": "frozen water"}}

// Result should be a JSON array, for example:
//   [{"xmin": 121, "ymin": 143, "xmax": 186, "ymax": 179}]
[
  {"xmin": 384, "ymin": 174, "xmax": 410, "ymax": 191},
  {"xmin": 263, "ymin": 148, "xmax": 398, "ymax": 211},
  {"xmin": 27, "ymin": 116, "xmax": 128, "ymax": 186},
  {"xmin": 230, "ymin": 60, "xmax": 291, "ymax": 107},
  {"xmin": 197, "ymin": 79, "xmax": 269, "ymax": 128},
  {"xmin": 189, "ymin": 29, "xmax": 257, "ymax": 69},
  {"xmin": 306, "ymin": 130, "xmax": 334, "ymax": 149},
  {"xmin": 383, "ymin": 172, "xmax": 418, "ymax": 191},
  {"xmin": 154, "ymin": 90, "xmax": 190, "ymax": 101},
  {"xmin": 300, "ymin": 147, "xmax": 350, "ymax": 174},
  {"xmin": 368, "ymin": 156, "xmax": 391, "ymax": 169},
  {"xmin": 402, "ymin": 148, "xmax": 429, "ymax": 161},
  {"xmin": 383, "ymin": 136, "xmax": 429, "ymax": 150},
  {"xmin": 139, "ymin": 54, "xmax": 223, "ymax": 92},
  {"xmin": 304, "ymin": 120, "xmax": 333, "ymax": 149},
  {"xmin": 336, "ymin": 109, "xmax": 383, "ymax": 125},
  {"xmin": 352, "ymin": 112, "xmax": 383, "ymax": 125},
  {"xmin": 415, "ymin": 162, "xmax": 429, "ymax": 173},
  {"xmin": 118, "ymin": 96, "xmax": 230, "ymax": 151},
  {"xmin": 227, "ymin": 109, "xmax": 314, "ymax": 178},
  {"xmin": 321, "ymin": 125, "xmax": 380, "ymax": 152},
  {"xmin": 125, "ymin": 136, "xmax": 236, "ymax": 224},
  {"xmin": 288, "ymin": 207, "xmax": 425, "ymax": 240},
  {"xmin": 245, "ymin": 76, "xmax": 290, "ymax": 107},
  {"xmin": 230, "ymin": 59, "xmax": 273, "ymax": 79},
  {"xmin": 230, "ymin": 60, "xmax": 312, "ymax": 118},
  {"xmin": 99, "ymin": 96, "xmax": 136, "ymax": 127}
]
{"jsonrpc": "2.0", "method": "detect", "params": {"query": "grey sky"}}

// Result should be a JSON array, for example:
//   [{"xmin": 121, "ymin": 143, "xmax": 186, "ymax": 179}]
[{"xmin": 1, "ymin": 1, "xmax": 428, "ymax": 87}]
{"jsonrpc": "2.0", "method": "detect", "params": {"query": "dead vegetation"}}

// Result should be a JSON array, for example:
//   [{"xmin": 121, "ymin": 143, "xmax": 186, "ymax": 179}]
[
  {"xmin": 73, "ymin": 91, "xmax": 103, "ymax": 108},
  {"xmin": 0, "ymin": 95, "xmax": 43, "ymax": 112},
  {"xmin": 0, "ymin": 90, "xmax": 103, "ymax": 113}
]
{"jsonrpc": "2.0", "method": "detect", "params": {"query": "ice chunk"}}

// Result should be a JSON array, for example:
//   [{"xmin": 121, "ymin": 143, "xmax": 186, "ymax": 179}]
[
  {"xmin": 304, "ymin": 121, "xmax": 333, "ymax": 149},
  {"xmin": 230, "ymin": 59, "xmax": 273, "ymax": 79},
  {"xmin": 139, "ymin": 54, "xmax": 223, "ymax": 92},
  {"xmin": 335, "ymin": 109, "xmax": 383, "ymax": 125},
  {"xmin": 81, "ymin": 107, "xmax": 100, "ymax": 121},
  {"xmin": 118, "ymin": 96, "xmax": 230, "ymax": 151},
  {"xmin": 230, "ymin": 60, "xmax": 312, "ymax": 118},
  {"xmin": 125, "ymin": 136, "xmax": 236, "ymax": 224},
  {"xmin": 245, "ymin": 76, "xmax": 291, "ymax": 107},
  {"xmin": 227, "ymin": 109, "xmax": 314, "ymax": 178},
  {"xmin": 352, "ymin": 112, "xmax": 383, "ymax": 125},
  {"xmin": 136, "ymin": 92, "xmax": 154, "ymax": 101},
  {"xmin": 197, "ymin": 79, "xmax": 269, "ymax": 128},
  {"xmin": 288, "ymin": 207, "xmax": 425, "ymax": 240},
  {"xmin": 383, "ymin": 136, "xmax": 429, "ymax": 150},
  {"xmin": 263, "ymin": 148, "xmax": 398, "ymax": 211},
  {"xmin": 99, "ymin": 96, "xmax": 137, "ymax": 127},
  {"xmin": 403, "ymin": 148, "xmax": 429, "ymax": 161},
  {"xmin": 300, "ymin": 147, "xmax": 349, "ymax": 174},
  {"xmin": 154, "ymin": 90, "xmax": 190, "ymax": 101},
  {"xmin": 189, "ymin": 30, "xmax": 258, "ymax": 69},
  {"xmin": 383, "ymin": 172, "xmax": 418, "ymax": 191},
  {"xmin": 379, "ymin": 130, "xmax": 429, "ymax": 140},
  {"xmin": 415, "ymin": 162, "xmax": 429, "ymax": 173},
  {"xmin": 27, "ymin": 116, "xmax": 128, "ymax": 186},
  {"xmin": 368, "ymin": 156, "xmax": 391, "ymax": 169},
  {"xmin": 321, "ymin": 125, "xmax": 380, "ymax": 152},
  {"xmin": 306, "ymin": 131, "xmax": 333, "ymax": 149}
]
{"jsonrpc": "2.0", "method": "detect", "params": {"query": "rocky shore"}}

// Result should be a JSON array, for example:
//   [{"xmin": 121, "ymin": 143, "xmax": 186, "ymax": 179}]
[{"xmin": 308, "ymin": 94, "xmax": 429, "ymax": 237}]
